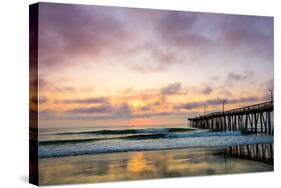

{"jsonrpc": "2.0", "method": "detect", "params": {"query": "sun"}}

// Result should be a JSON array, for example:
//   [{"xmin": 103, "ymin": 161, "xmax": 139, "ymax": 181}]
[{"xmin": 129, "ymin": 118, "xmax": 151, "ymax": 126}]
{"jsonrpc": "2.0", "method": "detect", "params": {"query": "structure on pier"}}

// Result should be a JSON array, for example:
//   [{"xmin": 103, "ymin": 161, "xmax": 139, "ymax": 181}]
[{"xmin": 188, "ymin": 101, "xmax": 273, "ymax": 134}]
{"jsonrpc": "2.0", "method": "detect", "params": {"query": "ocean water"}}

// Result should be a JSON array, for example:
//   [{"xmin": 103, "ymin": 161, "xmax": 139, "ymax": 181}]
[{"xmin": 38, "ymin": 125, "xmax": 273, "ymax": 158}]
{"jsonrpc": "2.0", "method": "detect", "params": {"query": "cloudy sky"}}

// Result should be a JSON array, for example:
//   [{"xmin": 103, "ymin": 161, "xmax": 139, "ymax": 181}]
[{"xmin": 36, "ymin": 3, "xmax": 273, "ymax": 128}]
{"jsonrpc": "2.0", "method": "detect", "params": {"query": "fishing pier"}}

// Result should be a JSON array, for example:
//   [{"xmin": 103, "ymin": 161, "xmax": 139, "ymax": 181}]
[{"xmin": 188, "ymin": 101, "xmax": 274, "ymax": 134}]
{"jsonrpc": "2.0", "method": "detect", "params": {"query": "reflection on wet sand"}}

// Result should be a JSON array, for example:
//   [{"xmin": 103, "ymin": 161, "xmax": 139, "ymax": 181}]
[
  {"xmin": 127, "ymin": 152, "xmax": 157, "ymax": 173},
  {"xmin": 39, "ymin": 144, "xmax": 273, "ymax": 185},
  {"xmin": 225, "ymin": 144, "xmax": 273, "ymax": 165}
]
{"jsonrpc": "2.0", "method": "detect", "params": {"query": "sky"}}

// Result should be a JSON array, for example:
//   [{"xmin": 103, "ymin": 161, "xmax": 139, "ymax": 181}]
[{"xmin": 35, "ymin": 3, "xmax": 274, "ymax": 128}]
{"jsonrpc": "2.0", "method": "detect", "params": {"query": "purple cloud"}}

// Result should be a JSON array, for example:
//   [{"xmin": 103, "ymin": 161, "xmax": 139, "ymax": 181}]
[
  {"xmin": 67, "ymin": 104, "xmax": 114, "ymax": 114},
  {"xmin": 227, "ymin": 72, "xmax": 248, "ymax": 81},
  {"xmin": 57, "ymin": 97, "xmax": 109, "ymax": 104},
  {"xmin": 38, "ymin": 3, "xmax": 273, "ymax": 74},
  {"xmin": 65, "ymin": 102, "xmax": 132, "ymax": 118},
  {"xmin": 114, "ymin": 103, "xmax": 132, "ymax": 116},
  {"xmin": 160, "ymin": 82, "xmax": 181, "ymax": 95},
  {"xmin": 139, "ymin": 106, "xmax": 151, "ymax": 112},
  {"xmin": 200, "ymin": 86, "xmax": 213, "ymax": 95},
  {"xmin": 39, "ymin": 3, "xmax": 129, "ymax": 68},
  {"xmin": 175, "ymin": 96, "xmax": 258, "ymax": 110}
]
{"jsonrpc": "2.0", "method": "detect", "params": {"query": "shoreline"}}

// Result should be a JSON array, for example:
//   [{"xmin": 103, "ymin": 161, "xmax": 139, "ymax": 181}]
[
  {"xmin": 38, "ymin": 135, "xmax": 273, "ymax": 158},
  {"xmin": 39, "ymin": 142, "xmax": 273, "ymax": 159}
]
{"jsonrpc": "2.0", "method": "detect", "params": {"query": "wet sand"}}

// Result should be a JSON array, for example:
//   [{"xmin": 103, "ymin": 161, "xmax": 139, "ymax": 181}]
[{"xmin": 39, "ymin": 147, "xmax": 273, "ymax": 185}]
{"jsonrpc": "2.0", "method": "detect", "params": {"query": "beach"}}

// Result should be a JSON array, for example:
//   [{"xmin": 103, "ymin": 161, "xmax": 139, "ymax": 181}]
[{"xmin": 39, "ymin": 147, "xmax": 273, "ymax": 185}]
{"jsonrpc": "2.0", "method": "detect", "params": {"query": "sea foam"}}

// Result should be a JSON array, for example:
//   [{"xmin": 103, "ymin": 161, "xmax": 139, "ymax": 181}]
[{"xmin": 39, "ymin": 133, "xmax": 273, "ymax": 158}]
